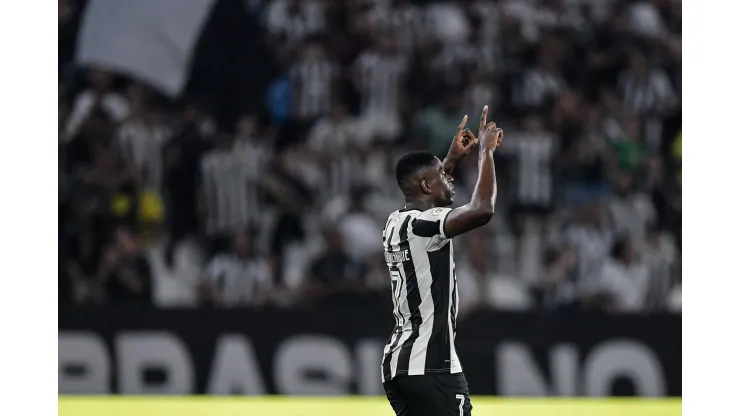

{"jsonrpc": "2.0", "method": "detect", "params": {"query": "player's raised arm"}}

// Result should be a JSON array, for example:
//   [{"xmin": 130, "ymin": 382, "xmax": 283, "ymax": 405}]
[{"xmin": 443, "ymin": 105, "xmax": 503, "ymax": 238}]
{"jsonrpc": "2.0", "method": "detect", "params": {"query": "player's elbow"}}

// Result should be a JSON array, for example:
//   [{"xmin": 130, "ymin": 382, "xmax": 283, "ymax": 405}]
[
  {"xmin": 477, "ymin": 209, "xmax": 494, "ymax": 224},
  {"xmin": 471, "ymin": 206, "xmax": 494, "ymax": 225}
]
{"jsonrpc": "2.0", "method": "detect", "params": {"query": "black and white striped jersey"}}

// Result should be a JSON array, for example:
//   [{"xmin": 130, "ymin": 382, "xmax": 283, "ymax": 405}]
[
  {"xmin": 619, "ymin": 69, "xmax": 677, "ymax": 115},
  {"xmin": 380, "ymin": 207, "xmax": 462, "ymax": 382},
  {"xmin": 290, "ymin": 58, "xmax": 337, "ymax": 120},
  {"xmin": 117, "ymin": 119, "xmax": 171, "ymax": 192},
  {"xmin": 501, "ymin": 132, "xmax": 556, "ymax": 208},
  {"xmin": 200, "ymin": 147, "xmax": 264, "ymax": 234},
  {"xmin": 355, "ymin": 51, "xmax": 408, "ymax": 115}
]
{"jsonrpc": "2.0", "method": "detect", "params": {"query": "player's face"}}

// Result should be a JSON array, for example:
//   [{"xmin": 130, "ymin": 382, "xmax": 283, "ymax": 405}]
[{"xmin": 429, "ymin": 159, "xmax": 455, "ymax": 207}]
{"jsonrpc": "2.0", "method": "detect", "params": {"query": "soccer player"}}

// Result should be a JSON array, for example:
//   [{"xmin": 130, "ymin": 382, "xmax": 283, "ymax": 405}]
[{"xmin": 381, "ymin": 105, "xmax": 503, "ymax": 416}]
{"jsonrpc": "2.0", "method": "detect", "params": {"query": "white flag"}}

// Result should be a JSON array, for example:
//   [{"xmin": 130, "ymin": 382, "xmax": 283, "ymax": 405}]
[{"xmin": 76, "ymin": 0, "xmax": 216, "ymax": 98}]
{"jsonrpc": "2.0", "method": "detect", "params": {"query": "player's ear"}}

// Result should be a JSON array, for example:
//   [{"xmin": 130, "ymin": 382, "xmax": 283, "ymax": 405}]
[{"xmin": 420, "ymin": 177, "xmax": 432, "ymax": 194}]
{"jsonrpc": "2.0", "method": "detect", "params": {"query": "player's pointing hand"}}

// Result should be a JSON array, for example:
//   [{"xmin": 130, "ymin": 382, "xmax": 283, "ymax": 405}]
[
  {"xmin": 445, "ymin": 115, "xmax": 478, "ymax": 166},
  {"xmin": 478, "ymin": 106, "xmax": 503, "ymax": 152}
]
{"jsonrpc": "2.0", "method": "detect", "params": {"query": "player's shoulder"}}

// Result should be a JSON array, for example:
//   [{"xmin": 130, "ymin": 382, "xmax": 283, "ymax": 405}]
[
  {"xmin": 386, "ymin": 208, "xmax": 423, "ymax": 221},
  {"xmin": 417, "ymin": 207, "xmax": 453, "ymax": 221},
  {"xmin": 384, "ymin": 208, "xmax": 421, "ymax": 228},
  {"xmin": 407, "ymin": 207, "xmax": 454, "ymax": 243},
  {"xmin": 386, "ymin": 207, "xmax": 452, "ymax": 224},
  {"xmin": 385, "ymin": 209, "xmax": 401, "ymax": 221}
]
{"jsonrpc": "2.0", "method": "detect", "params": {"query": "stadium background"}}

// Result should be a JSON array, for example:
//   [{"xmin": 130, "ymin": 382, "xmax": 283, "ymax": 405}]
[{"xmin": 58, "ymin": 0, "xmax": 681, "ymax": 414}]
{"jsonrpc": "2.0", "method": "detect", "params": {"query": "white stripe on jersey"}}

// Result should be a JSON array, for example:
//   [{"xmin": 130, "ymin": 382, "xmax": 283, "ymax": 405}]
[
  {"xmin": 448, "ymin": 240, "xmax": 461, "ymax": 370},
  {"xmin": 406, "ymin": 229, "xmax": 435, "ymax": 375},
  {"xmin": 380, "ymin": 207, "xmax": 462, "ymax": 383}
]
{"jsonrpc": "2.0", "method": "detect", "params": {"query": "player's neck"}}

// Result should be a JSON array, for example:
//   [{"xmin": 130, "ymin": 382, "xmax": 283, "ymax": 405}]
[{"xmin": 404, "ymin": 199, "xmax": 435, "ymax": 212}]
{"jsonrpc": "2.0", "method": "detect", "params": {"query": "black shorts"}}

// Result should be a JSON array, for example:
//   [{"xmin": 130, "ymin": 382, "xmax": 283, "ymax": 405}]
[{"xmin": 383, "ymin": 373, "xmax": 472, "ymax": 416}]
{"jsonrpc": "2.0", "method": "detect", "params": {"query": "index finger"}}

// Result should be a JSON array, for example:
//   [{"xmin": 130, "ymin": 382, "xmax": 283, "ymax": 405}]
[
  {"xmin": 480, "ymin": 105, "xmax": 488, "ymax": 131},
  {"xmin": 457, "ymin": 114, "xmax": 468, "ymax": 133}
]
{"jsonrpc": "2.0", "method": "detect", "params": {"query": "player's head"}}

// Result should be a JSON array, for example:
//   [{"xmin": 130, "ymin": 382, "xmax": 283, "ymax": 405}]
[{"xmin": 395, "ymin": 151, "xmax": 454, "ymax": 207}]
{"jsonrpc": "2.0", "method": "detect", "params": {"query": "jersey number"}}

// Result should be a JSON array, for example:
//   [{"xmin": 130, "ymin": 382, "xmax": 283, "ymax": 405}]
[
  {"xmin": 390, "ymin": 269, "xmax": 404, "ymax": 327},
  {"xmin": 390, "ymin": 269, "xmax": 402, "ymax": 301},
  {"xmin": 456, "ymin": 394, "xmax": 465, "ymax": 416}
]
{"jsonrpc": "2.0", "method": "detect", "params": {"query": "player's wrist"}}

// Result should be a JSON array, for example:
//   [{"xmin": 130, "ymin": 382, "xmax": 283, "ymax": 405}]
[
  {"xmin": 479, "ymin": 144, "xmax": 495, "ymax": 154},
  {"xmin": 443, "ymin": 156, "xmax": 457, "ymax": 173}
]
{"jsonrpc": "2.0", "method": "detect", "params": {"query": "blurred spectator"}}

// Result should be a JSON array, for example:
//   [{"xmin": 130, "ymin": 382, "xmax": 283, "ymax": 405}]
[
  {"xmin": 502, "ymin": 0, "xmax": 584, "ymax": 43},
  {"xmin": 162, "ymin": 103, "xmax": 212, "ymax": 266},
  {"xmin": 591, "ymin": 235, "xmax": 650, "ymax": 313},
  {"xmin": 666, "ymin": 284, "xmax": 681, "ymax": 313},
  {"xmin": 198, "ymin": 229, "xmax": 273, "ymax": 307},
  {"xmin": 467, "ymin": 0, "xmax": 502, "ymax": 44},
  {"xmin": 561, "ymin": 108, "xmax": 613, "ymax": 206},
  {"xmin": 199, "ymin": 132, "xmax": 259, "ymax": 238},
  {"xmin": 456, "ymin": 229, "xmax": 495, "ymax": 315},
  {"xmin": 500, "ymin": 114, "xmax": 557, "ymax": 282},
  {"xmin": 645, "ymin": 152, "xmax": 681, "ymax": 249},
  {"xmin": 412, "ymin": 88, "xmax": 466, "ymax": 156},
  {"xmin": 98, "ymin": 227, "xmax": 154, "ymax": 304},
  {"xmin": 610, "ymin": 116, "xmax": 646, "ymax": 174},
  {"xmin": 64, "ymin": 69, "xmax": 129, "ymax": 141},
  {"xmin": 264, "ymin": 150, "xmax": 315, "ymax": 274},
  {"xmin": 234, "ymin": 115, "xmax": 275, "ymax": 223},
  {"xmin": 626, "ymin": 0, "xmax": 666, "ymax": 39},
  {"xmin": 369, "ymin": 0, "xmax": 425, "ymax": 55},
  {"xmin": 551, "ymin": 90, "xmax": 584, "ymax": 146},
  {"xmin": 462, "ymin": 68, "xmax": 499, "ymax": 121},
  {"xmin": 339, "ymin": 185, "xmax": 383, "ymax": 262},
  {"xmin": 300, "ymin": 226, "xmax": 369, "ymax": 305},
  {"xmin": 434, "ymin": 18, "xmax": 500, "ymax": 87},
  {"xmin": 116, "ymin": 98, "xmax": 171, "ymax": 193},
  {"xmin": 266, "ymin": 59, "xmax": 294, "ymax": 126},
  {"xmin": 502, "ymin": 114, "xmax": 557, "ymax": 230},
  {"xmin": 64, "ymin": 108, "xmax": 114, "ymax": 174},
  {"xmin": 619, "ymin": 49, "xmax": 677, "ymax": 116},
  {"xmin": 60, "ymin": 202, "xmax": 106, "ymax": 305},
  {"xmin": 265, "ymin": 0, "xmax": 326, "ymax": 49},
  {"xmin": 290, "ymin": 39, "xmax": 338, "ymax": 123},
  {"xmin": 515, "ymin": 43, "xmax": 566, "ymax": 110},
  {"xmin": 425, "ymin": 2, "xmax": 470, "ymax": 44},
  {"xmin": 308, "ymin": 102, "xmax": 370, "ymax": 197},
  {"xmin": 538, "ymin": 245, "xmax": 579, "ymax": 311},
  {"xmin": 642, "ymin": 224, "xmax": 679, "ymax": 308},
  {"xmin": 608, "ymin": 173, "xmax": 655, "ymax": 245},
  {"xmin": 82, "ymin": 139, "xmax": 140, "ymax": 228},
  {"xmin": 564, "ymin": 200, "xmax": 613, "ymax": 284},
  {"xmin": 353, "ymin": 34, "xmax": 408, "ymax": 141}
]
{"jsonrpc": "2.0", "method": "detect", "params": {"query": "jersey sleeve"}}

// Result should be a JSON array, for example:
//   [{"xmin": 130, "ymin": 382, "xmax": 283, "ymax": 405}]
[{"xmin": 411, "ymin": 207, "xmax": 454, "ymax": 251}]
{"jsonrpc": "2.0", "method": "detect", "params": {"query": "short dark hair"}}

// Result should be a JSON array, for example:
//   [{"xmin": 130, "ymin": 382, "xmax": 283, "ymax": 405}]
[{"xmin": 395, "ymin": 151, "xmax": 438, "ymax": 189}]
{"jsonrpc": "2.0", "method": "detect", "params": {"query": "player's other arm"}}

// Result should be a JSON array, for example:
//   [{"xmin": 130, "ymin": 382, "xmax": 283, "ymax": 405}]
[{"xmin": 444, "ymin": 105, "xmax": 503, "ymax": 238}]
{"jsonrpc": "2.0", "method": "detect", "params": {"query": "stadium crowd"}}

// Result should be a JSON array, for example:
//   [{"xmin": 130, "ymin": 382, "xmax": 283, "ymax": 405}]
[{"xmin": 58, "ymin": 0, "xmax": 682, "ymax": 314}]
